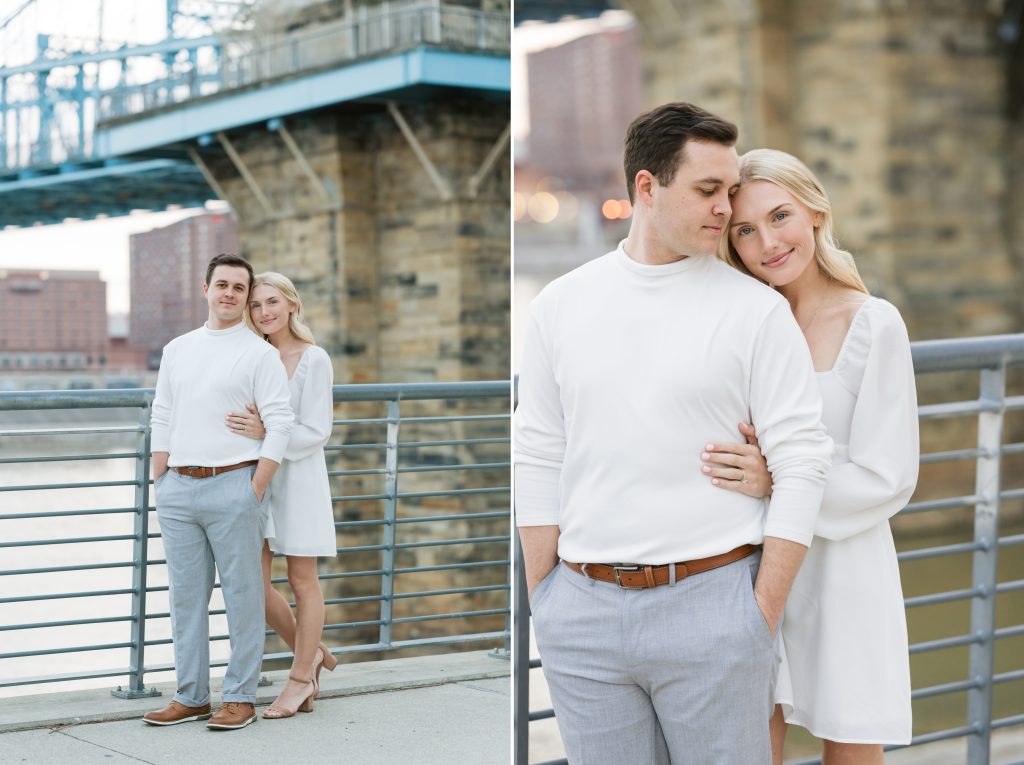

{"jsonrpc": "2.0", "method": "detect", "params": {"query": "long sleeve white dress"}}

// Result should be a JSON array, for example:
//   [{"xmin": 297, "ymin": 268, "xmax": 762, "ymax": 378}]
[
  {"xmin": 264, "ymin": 345, "xmax": 337, "ymax": 557},
  {"xmin": 774, "ymin": 296, "xmax": 919, "ymax": 744}
]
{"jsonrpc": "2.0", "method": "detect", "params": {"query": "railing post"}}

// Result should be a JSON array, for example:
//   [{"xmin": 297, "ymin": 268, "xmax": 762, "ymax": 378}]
[
  {"xmin": 379, "ymin": 397, "xmax": 401, "ymax": 648},
  {"xmin": 966, "ymin": 364, "xmax": 1005, "ymax": 764},
  {"xmin": 513, "ymin": 532, "xmax": 530, "ymax": 765},
  {"xmin": 112, "ymin": 398, "xmax": 160, "ymax": 699}
]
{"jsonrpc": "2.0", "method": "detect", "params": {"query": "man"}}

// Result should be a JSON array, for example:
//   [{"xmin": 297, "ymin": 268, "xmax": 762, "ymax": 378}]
[
  {"xmin": 515, "ymin": 103, "xmax": 833, "ymax": 763},
  {"xmin": 143, "ymin": 254, "xmax": 294, "ymax": 731}
]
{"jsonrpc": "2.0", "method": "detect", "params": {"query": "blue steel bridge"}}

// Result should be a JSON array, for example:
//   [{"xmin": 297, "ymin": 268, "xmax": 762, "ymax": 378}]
[{"xmin": 0, "ymin": 0, "xmax": 510, "ymax": 228}]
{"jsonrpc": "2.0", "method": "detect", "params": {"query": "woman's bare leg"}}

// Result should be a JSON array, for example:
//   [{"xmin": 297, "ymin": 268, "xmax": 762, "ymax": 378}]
[
  {"xmin": 263, "ymin": 553, "xmax": 325, "ymax": 715},
  {"xmin": 823, "ymin": 741, "xmax": 884, "ymax": 765},
  {"xmin": 285, "ymin": 555, "xmax": 325, "ymax": 680},
  {"xmin": 262, "ymin": 542, "xmax": 297, "ymax": 650},
  {"xmin": 769, "ymin": 704, "xmax": 788, "ymax": 765}
]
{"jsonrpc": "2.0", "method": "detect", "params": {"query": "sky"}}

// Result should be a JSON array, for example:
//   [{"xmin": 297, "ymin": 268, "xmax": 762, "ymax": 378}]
[{"xmin": 0, "ymin": 0, "xmax": 231, "ymax": 315}]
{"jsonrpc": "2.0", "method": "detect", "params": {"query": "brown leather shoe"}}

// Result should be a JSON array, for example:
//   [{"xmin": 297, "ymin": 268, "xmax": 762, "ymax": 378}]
[
  {"xmin": 142, "ymin": 700, "xmax": 212, "ymax": 726},
  {"xmin": 207, "ymin": 701, "xmax": 257, "ymax": 730}
]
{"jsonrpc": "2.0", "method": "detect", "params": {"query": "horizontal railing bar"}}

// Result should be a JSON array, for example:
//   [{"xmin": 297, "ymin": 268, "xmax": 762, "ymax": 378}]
[
  {"xmin": 0, "ymin": 480, "xmax": 138, "ymax": 492},
  {"xmin": 904, "ymin": 587, "xmax": 984, "ymax": 609},
  {"xmin": 0, "ymin": 587, "xmax": 134, "ymax": 604},
  {"xmin": 0, "ymin": 451, "xmax": 139, "ymax": 465},
  {"xmin": 908, "ymin": 632, "xmax": 981, "ymax": 654},
  {"xmin": 394, "ymin": 536, "xmax": 508, "ymax": 550},
  {"xmin": 396, "ymin": 560, "xmax": 510, "ymax": 575},
  {"xmin": 900, "ymin": 495, "xmax": 978, "ymax": 514},
  {"xmin": 390, "ymin": 608, "xmax": 507, "ymax": 625},
  {"xmin": 1003, "ymin": 442, "xmax": 1024, "ymax": 456},
  {"xmin": 910, "ymin": 677, "xmax": 981, "ymax": 700},
  {"xmin": 911, "ymin": 333, "xmax": 1024, "ymax": 371},
  {"xmin": 997, "ymin": 580, "xmax": 1024, "ymax": 594},
  {"xmin": 992, "ymin": 714, "xmax": 1024, "ymax": 730},
  {"xmin": 392, "ymin": 584, "xmax": 509, "ymax": 600},
  {"xmin": 0, "ymin": 666, "xmax": 139, "ymax": 689},
  {"xmin": 897, "ymin": 541, "xmax": 984, "ymax": 561},
  {"xmin": 996, "ymin": 624, "xmax": 1024, "ymax": 640},
  {"xmin": 0, "ymin": 534, "xmax": 136, "ymax": 548},
  {"xmin": 395, "ymin": 487, "xmax": 510, "ymax": 499},
  {"xmin": 1007, "ymin": 395, "xmax": 1024, "ymax": 411},
  {"xmin": 327, "ymin": 468, "xmax": 386, "ymax": 477},
  {"xmin": 0, "ymin": 614, "xmax": 134, "ymax": 632},
  {"xmin": 529, "ymin": 658, "xmax": 542, "ymax": 669},
  {"xmin": 998, "ymin": 534, "xmax": 1024, "ymax": 547},
  {"xmin": 326, "ymin": 443, "xmax": 387, "ymax": 452},
  {"xmin": 0, "ymin": 560, "xmax": 136, "ymax": 577},
  {"xmin": 528, "ymin": 709, "xmax": 556, "ymax": 722},
  {"xmin": 310, "ymin": 568, "xmax": 388, "ymax": 580},
  {"xmin": 1001, "ymin": 489, "xmax": 1024, "ymax": 502},
  {"xmin": 918, "ymin": 400, "xmax": 995, "ymax": 420},
  {"xmin": 0, "ymin": 426, "xmax": 143, "ymax": 437},
  {"xmin": 399, "ymin": 438, "xmax": 511, "ymax": 448},
  {"xmin": 397, "ymin": 462, "xmax": 511, "ymax": 474},
  {"xmin": 0, "ymin": 507, "xmax": 137, "ymax": 521},
  {"xmin": 395, "ymin": 511, "xmax": 511, "ymax": 524},
  {"xmin": 400, "ymin": 414, "xmax": 510, "ymax": 423},
  {"xmin": 994, "ymin": 669, "xmax": 1024, "ymax": 685},
  {"xmin": 0, "ymin": 640, "xmax": 133, "ymax": 659},
  {"xmin": 919, "ymin": 447, "xmax": 984, "ymax": 464}
]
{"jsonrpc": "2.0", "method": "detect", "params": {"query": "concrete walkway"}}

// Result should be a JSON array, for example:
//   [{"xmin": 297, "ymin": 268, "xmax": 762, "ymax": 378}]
[{"xmin": 0, "ymin": 651, "xmax": 510, "ymax": 764}]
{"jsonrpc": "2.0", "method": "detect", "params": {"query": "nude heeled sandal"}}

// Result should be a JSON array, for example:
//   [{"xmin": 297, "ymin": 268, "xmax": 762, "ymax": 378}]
[{"xmin": 262, "ymin": 674, "xmax": 316, "ymax": 719}]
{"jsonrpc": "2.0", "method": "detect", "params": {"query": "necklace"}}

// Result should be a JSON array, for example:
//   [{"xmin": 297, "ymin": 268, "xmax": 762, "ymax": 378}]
[{"xmin": 796, "ymin": 283, "xmax": 834, "ymax": 332}]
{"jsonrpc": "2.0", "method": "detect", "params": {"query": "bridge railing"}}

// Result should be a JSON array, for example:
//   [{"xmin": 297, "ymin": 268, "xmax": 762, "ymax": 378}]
[
  {"xmin": 98, "ymin": 2, "xmax": 510, "ymax": 122},
  {"xmin": 514, "ymin": 334, "xmax": 1024, "ymax": 765},
  {"xmin": 0, "ymin": 381, "xmax": 510, "ymax": 697}
]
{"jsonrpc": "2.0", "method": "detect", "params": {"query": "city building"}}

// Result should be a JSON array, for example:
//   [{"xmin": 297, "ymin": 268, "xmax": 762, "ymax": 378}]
[
  {"xmin": 524, "ymin": 15, "xmax": 642, "ymax": 197},
  {"xmin": 0, "ymin": 270, "xmax": 108, "ymax": 372},
  {"xmin": 129, "ymin": 212, "xmax": 238, "ymax": 367}
]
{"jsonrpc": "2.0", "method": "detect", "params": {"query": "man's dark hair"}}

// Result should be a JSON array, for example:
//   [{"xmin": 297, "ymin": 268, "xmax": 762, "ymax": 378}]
[
  {"xmin": 623, "ymin": 102, "xmax": 738, "ymax": 203},
  {"xmin": 205, "ymin": 253, "xmax": 254, "ymax": 292}
]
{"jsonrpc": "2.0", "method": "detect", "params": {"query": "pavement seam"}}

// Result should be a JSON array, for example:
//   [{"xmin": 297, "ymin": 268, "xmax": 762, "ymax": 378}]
[{"xmin": 48, "ymin": 725, "xmax": 158, "ymax": 765}]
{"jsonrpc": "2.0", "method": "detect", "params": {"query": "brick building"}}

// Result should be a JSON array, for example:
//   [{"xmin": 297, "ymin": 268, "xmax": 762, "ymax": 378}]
[
  {"xmin": 129, "ymin": 212, "xmax": 238, "ymax": 366},
  {"xmin": 0, "ymin": 270, "xmax": 108, "ymax": 372},
  {"xmin": 525, "ymin": 16, "xmax": 642, "ymax": 197}
]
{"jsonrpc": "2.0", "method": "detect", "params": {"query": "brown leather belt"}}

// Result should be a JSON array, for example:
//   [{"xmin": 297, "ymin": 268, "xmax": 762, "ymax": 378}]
[
  {"xmin": 170, "ymin": 460, "xmax": 258, "ymax": 479},
  {"xmin": 563, "ymin": 543, "xmax": 760, "ymax": 590}
]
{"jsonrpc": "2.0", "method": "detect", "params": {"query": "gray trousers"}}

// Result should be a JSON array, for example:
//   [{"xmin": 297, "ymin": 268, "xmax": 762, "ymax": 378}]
[
  {"xmin": 531, "ymin": 553, "xmax": 779, "ymax": 765},
  {"xmin": 155, "ymin": 466, "xmax": 268, "ymax": 706}
]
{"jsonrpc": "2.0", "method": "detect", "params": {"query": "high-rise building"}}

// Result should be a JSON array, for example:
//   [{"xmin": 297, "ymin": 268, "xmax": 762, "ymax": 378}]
[
  {"xmin": 525, "ymin": 17, "xmax": 642, "ymax": 196},
  {"xmin": 130, "ymin": 212, "xmax": 239, "ymax": 366},
  {"xmin": 0, "ymin": 270, "xmax": 108, "ymax": 372}
]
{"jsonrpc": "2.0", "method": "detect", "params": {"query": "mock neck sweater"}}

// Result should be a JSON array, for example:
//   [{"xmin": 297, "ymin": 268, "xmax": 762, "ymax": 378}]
[
  {"xmin": 514, "ymin": 243, "xmax": 833, "ymax": 564},
  {"xmin": 151, "ymin": 321, "xmax": 294, "ymax": 466}
]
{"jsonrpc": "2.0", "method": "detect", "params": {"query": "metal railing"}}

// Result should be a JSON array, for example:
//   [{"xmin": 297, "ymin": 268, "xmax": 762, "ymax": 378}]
[
  {"xmin": 1, "ymin": 1, "xmax": 509, "ymax": 170},
  {"xmin": 514, "ymin": 334, "xmax": 1024, "ymax": 765},
  {"xmin": 97, "ymin": 2, "xmax": 510, "ymax": 123},
  {"xmin": 0, "ymin": 381, "xmax": 510, "ymax": 697}
]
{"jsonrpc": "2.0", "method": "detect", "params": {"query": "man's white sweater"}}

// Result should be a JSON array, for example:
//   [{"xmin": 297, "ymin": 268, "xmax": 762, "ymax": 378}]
[
  {"xmin": 151, "ymin": 322, "xmax": 294, "ymax": 466},
  {"xmin": 514, "ymin": 243, "xmax": 833, "ymax": 564}
]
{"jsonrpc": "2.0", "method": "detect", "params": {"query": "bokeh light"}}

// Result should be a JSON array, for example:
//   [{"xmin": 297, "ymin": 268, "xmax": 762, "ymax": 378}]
[
  {"xmin": 601, "ymin": 199, "xmax": 622, "ymax": 219},
  {"xmin": 513, "ymin": 191, "xmax": 527, "ymax": 221},
  {"xmin": 528, "ymin": 192, "xmax": 560, "ymax": 223}
]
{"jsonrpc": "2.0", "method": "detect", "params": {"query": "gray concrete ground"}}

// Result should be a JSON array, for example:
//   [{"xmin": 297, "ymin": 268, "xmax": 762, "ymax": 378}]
[{"xmin": 0, "ymin": 650, "xmax": 510, "ymax": 764}]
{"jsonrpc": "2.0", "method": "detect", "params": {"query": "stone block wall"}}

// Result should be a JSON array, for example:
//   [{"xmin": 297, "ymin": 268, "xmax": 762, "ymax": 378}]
[
  {"xmin": 198, "ymin": 93, "xmax": 510, "ymax": 657},
  {"xmin": 620, "ymin": 0, "xmax": 1023, "ymax": 519}
]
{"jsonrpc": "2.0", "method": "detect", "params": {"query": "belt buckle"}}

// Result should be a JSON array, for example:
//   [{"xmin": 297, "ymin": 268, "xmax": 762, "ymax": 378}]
[
  {"xmin": 184, "ymin": 466, "xmax": 200, "ymax": 477},
  {"xmin": 612, "ymin": 565, "xmax": 646, "ymax": 589}
]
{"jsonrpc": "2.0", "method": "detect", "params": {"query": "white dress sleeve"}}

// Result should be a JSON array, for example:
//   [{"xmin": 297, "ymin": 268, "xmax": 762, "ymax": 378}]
[
  {"xmin": 815, "ymin": 299, "xmax": 920, "ymax": 541},
  {"xmin": 513, "ymin": 300, "xmax": 564, "ymax": 527},
  {"xmin": 150, "ymin": 341, "xmax": 174, "ymax": 453},
  {"xmin": 284, "ymin": 347, "xmax": 335, "ymax": 462}
]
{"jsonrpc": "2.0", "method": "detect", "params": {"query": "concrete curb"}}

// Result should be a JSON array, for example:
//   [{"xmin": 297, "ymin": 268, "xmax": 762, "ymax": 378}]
[{"xmin": 0, "ymin": 650, "xmax": 510, "ymax": 734}]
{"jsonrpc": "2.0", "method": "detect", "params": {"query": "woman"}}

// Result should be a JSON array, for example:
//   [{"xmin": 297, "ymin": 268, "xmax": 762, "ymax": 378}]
[
  {"xmin": 704, "ymin": 149, "xmax": 919, "ymax": 764},
  {"xmin": 228, "ymin": 271, "xmax": 338, "ymax": 719}
]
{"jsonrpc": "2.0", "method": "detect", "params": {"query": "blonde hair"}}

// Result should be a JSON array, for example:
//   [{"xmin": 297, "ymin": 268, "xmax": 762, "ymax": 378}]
[
  {"xmin": 717, "ymin": 148, "xmax": 868, "ymax": 294},
  {"xmin": 244, "ymin": 271, "xmax": 316, "ymax": 344}
]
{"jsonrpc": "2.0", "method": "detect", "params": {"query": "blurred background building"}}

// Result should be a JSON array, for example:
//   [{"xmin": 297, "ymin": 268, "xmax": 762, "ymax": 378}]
[
  {"xmin": 0, "ymin": 270, "xmax": 108, "ymax": 373},
  {"xmin": 130, "ymin": 212, "xmax": 239, "ymax": 367}
]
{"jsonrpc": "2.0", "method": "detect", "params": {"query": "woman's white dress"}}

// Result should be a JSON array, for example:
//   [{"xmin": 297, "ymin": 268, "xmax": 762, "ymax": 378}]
[
  {"xmin": 774, "ymin": 296, "xmax": 918, "ymax": 744},
  {"xmin": 264, "ymin": 345, "xmax": 337, "ymax": 557}
]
